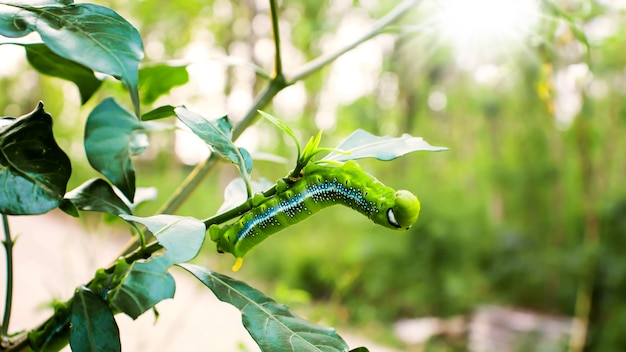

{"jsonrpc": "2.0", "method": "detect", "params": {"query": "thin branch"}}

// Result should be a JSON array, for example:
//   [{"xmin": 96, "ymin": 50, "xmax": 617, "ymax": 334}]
[
  {"xmin": 289, "ymin": 0, "xmax": 420, "ymax": 83},
  {"xmin": 269, "ymin": 0, "xmax": 283, "ymax": 78},
  {"xmin": 1, "ymin": 214, "xmax": 13, "ymax": 339}
]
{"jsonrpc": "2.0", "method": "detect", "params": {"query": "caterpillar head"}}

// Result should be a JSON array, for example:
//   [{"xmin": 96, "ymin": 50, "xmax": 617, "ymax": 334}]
[
  {"xmin": 387, "ymin": 190, "xmax": 420, "ymax": 229},
  {"xmin": 209, "ymin": 224, "xmax": 235, "ymax": 255}
]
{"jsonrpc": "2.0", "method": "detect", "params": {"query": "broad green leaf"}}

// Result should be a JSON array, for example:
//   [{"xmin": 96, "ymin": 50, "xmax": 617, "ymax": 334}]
[
  {"xmin": 175, "ymin": 107, "xmax": 253, "ymax": 175},
  {"xmin": 141, "ymin": 105, "xmax": 176, "ymax": 121},
  {"xmin": 84, "ymin": 98, "xmax": 145, "ymax": 202},
  {"xmin": 109, "ymin": 258, "xmax": 175, "ymax": 320},
  {"xmin": 139, "ymin": 64, "xmax": 189, "ymax": 104},
  {"xmin": 0, "ymin": 3, "xmax": 144, "ymax": 114},
  {"xmin": 63, "ymin": 178, "xmax": 131, "ymax": 215},
  {"xmin": 24, "ymin": 43, "xmax": 102, "ymax": 104},
  {"xmin": 70, "ymin": 287, "xmax": 121, "ymax": 352},
  {"xmin": 119, "ymin": 214, "xmax": 205, "ymax": 264},
  {"xmin": 258, "ymin": 110, "xmax": 301, "ymax": 160},
  {"xmin": 179, "ymin": 264, "xmax": 350, "ymax": 352},
  {"xmin": 323, "ymin": 129, "xmax": 448, "ymax": 162},
  {"xmin": 0, "ymin": 102, "xmax": 71, "ymax": 215},
  {"xmin": 348, "ymin": 348, "xmax": 369, "ymax": 352}
]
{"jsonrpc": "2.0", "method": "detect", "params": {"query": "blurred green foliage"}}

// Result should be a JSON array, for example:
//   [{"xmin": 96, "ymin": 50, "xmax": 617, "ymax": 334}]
[{"xmin": 2, "ymin": 0, "xmax": 626, "ymax": 350}]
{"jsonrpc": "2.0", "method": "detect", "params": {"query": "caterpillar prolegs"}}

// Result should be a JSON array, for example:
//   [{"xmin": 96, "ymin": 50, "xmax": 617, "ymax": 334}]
[{"xmin": 209, "ymin": 160, "xmax": 420, "ymax": 270}]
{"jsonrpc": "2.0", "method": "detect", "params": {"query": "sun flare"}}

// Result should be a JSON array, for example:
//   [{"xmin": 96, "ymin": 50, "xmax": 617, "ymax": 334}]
[{"xmin": 435, "ymin": 0, "xmax": 540, "ymax": 64}]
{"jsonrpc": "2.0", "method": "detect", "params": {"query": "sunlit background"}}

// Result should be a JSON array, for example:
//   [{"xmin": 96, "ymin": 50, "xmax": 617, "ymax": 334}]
[{"xmin": 2, "ymin": 0, "xmax": 626, "ymax": 350}]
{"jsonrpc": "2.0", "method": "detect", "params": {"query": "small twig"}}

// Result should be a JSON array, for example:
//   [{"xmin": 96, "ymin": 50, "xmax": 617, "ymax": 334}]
[
  {"xmin": 289, "ymin": 0, "xmax": 420, "ymax": 83},
  {"xmin": 269, "ymin": 0, "xmax": 283, "ymax": 77},
  {"xmin": 1, "ymin": 214, "xmax": 14, "ymax": 340}
]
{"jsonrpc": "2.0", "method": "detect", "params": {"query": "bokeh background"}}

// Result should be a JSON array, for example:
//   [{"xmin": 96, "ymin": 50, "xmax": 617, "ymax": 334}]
[{"xmin": 1, "ymin": 0, "xmax": 625, "ymax": 351}]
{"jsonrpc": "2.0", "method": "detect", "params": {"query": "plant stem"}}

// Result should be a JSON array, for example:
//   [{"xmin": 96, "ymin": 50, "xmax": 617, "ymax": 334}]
[
  {"xmin": 269, "ymin": 0, "xmax": 283, "ymax": 77},
  {"xmin": 1, "ymin": 214, "xmax": 13, "ymax": 340},
  {"xmin": 288, "ymin": 0, "xmax": 420, "ymax": 83}
]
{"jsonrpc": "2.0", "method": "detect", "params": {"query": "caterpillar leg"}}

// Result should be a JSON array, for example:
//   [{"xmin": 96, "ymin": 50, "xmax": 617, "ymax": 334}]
[{"xmin": 232, "ymin": 258, "xmax": 244, "ymax": 272}]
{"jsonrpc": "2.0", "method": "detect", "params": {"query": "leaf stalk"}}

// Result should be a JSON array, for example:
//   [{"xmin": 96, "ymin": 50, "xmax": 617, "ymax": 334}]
[{"xmin": 1, "ymin": 214, "xmax": 13, "ymax": 341}]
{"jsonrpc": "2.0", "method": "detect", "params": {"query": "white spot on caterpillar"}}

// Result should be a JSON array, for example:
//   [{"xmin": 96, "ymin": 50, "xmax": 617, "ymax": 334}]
[{"xmin": 387, "ymin": 208, "xmax": 400, "ymax": 228}]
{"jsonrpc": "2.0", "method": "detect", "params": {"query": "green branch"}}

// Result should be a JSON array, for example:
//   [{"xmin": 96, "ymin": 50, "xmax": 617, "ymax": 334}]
[
  {"xmin": 1, "ymin": 214, "xmax": 13, "ymax": 341},
  {"xmin": 288, "ymin": 0, "xmax": 420, "ymax": 83},
  {"xmin": 269, "ymin": 0, "xmax": 283, "ymax": 78}
]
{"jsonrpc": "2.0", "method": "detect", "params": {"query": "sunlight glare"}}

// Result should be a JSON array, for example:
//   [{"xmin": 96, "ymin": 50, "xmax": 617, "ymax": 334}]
[{"xmin": 436, "ymin": 0, "xmax": 540, "ymax": 65}]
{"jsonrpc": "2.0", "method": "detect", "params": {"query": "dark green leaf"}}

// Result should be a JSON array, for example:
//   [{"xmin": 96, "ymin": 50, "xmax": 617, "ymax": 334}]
[
  {"xmin": 109, "ymin": 258, "xmax": 175, "ymax": 320},
  {"xmin": 70, "ymin": 287, "xmax": 121, "ymax": 352},
  {"xmin": 119, "ymin": 214, "xmax": 205, "ymax": 265},
  {"xmin": 59, "ymin": 198, "xmax": 79, "ymax": 217},
  {"xmin": 84, "ymin": 98, "xmax": 145, "ymax": 202},
  {"xmin": 1, "ymin": 3, "xmax": 144, "ymax": 114},
  {"xmin": 0, "ymin": 102, "xmax": 71, "ymax": 215},
  {"xmin": 139, "ymin": 64, "xmax": 189, "ymax": 104},
  {"xmin": 141, "ymin": 105, "xmax": 177, "ymax": 121},
  {"xmin": 323, "ymin": 129, "xmax": 448, "ymax": 162},
  {"xmin": 64, "ymin": 178, "xmax": 131, "ymax": 215},
  {"xmin": 179, "ymin": 264, "xmax": 350, "ymax": 352},
  {"xmin": 25, "ymin": 43, "xmax": 102, "ymax": 104},
  {"xmin": 348, "ymin": 348, "xmax": 369, "ymax": 352}
]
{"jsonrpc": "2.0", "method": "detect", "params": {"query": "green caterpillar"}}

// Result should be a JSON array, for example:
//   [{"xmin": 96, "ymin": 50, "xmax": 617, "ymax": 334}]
[{"xmin": 209, "ymin": 160, "xmax": 420, "ymax": 271}]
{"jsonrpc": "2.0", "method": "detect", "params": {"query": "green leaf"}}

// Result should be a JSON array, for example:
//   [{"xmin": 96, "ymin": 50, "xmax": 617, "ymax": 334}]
[
  {"xmin": 24, "ymin": 43, "xmax": 102, "ymax": 104},
  {"xmin": 0, "ymin": 3, "xmax": 144, "ymax": 114},
  {"xmin": 0, "ymin": 102, "xmax": 71, "ymax": 215},
  {"xmin": 175, "ymin": 107, "xmax": 253, "ymax": 176},
  {"xmin": 179, "ymin": 264, "xmax": 350, "ymax": 352},
  {"xmin": 174, "ymin": 108, "xmax": 234, "ymax": 160},
  {"xmin": 323, "ymin": 129, "xmax": 448, "ymax": 162},
  {"xmin": 109, "ymin": 258, "xmax": 175, "ymax": 320},
  {"xmin": 84, "ymin": 98, "xmax": 145, "ymax": 202},
  {"xmin": 63, "ymin": 178, "xmax": 131, "ymax": 215},
  {"xmin": 141, "ymin": 105, "xmax": 177, "ymax": 121},
  {"xmin": 119, "ymin": 214, "xmax": 206, "ymax": 265},
  {"xmin": 70, "ymin": 287, "xmax": 121, "ymax": 352},
  {"xmin": 139, "ymin": 64, "xmax": 189, "ymax": 104},
  {"xmin": 348, "ymin": 348, "xmax": 369, "ymax": 352},
  {"xmin": 258, "ymin": 110, "xmax": 301, "ymax": 161}
]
